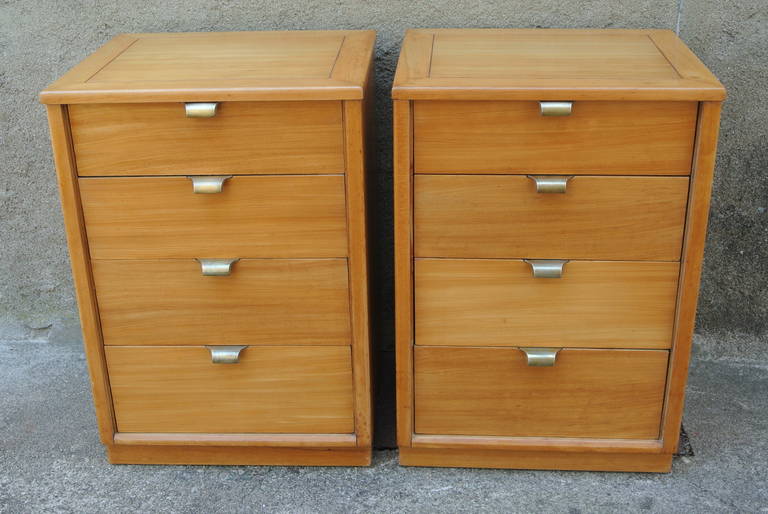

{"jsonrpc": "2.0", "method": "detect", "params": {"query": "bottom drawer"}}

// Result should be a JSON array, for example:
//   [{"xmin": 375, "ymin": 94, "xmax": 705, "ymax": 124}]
[
  {"xmin": 414, "ymin": 347, "xmax": 668, "ymax": 439},
  {"xmin": 107, "ymin": 346, "xmax": 354, "ymax": 434}
]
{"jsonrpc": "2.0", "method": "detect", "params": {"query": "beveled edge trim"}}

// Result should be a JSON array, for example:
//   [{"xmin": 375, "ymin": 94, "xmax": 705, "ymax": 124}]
[
  {"xmin": 411, "ymin": 434, "xmax": 664, "ymax": 454},
  {"xmin": 114, "ymin": 432, "xmax": 357, "ymax": 447}
]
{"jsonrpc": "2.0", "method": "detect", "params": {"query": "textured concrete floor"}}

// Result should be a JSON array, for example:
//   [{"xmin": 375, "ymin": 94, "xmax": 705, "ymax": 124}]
[{"xmin": 1, "ymin": 336, "xmax": 766, "ymax": 513}]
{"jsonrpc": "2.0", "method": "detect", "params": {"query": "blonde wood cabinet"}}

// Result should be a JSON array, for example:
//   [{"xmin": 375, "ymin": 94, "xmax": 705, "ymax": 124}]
[
  {"xmin": 41, "ymin": 30, "xmax": 375, "ymax": 466},
  {"xmin": 393, "ymin": 29, "xmax": 725, "ymax": 472}
]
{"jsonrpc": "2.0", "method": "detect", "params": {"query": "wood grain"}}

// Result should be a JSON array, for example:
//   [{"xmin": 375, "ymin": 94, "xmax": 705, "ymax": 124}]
[
  {"xmin": 414, "ymin": 101, "xmax": 698, "ymax": 174},
  {"xmin": 93, "ymin": 259, "xmax": 351, "ymax": 346},
  {"xmin": 392, "ymin": 29, "xmax": 725, "ymax": 101},
  {"xmin": 399, "ymin": 447, "xmax": 672, "ymax": 473},
  {"xmin": 662, "ymin": 101, "xmax": 723, "ymax": 452},
  {"xmin": 113, "ymin": 432, "xmax": 356, "ymax": 447},
  {"xmin": 69, "ymin": 101, "xmax": 344, "ymax": 175},
  {"xmin": 393, "ymin": 99, "xmax": 414, "ymax": 448},
  {"xmin": 411, "ymin": 435, "xmax": 663, "ymax": 454},
  {"xmin": 80, "ymin": 175, "xmax": 348, "ymax": 259},
  {"xmin": 343, "ymin": 98, "xmax": 373, "ymax": 448},
  {"xmin": 40, "ymin": 31, "xmax": 377, "ymax": 103},
  {"xmin": 416, "ymin": 259, "xmax": 679, "ymax": 348},
  {"xmin": 415, "ymin": 175, "xmax": 689, "ymax": 260},
  {"xmin": 46, "ymin": 105, "xmax": 116, "ymax": 445},
  {"xmin": 414, "ymin": 347, "xmax": 668, "ymax": 439},
  {"xmin": 106, "ymin": 346, "xmax": 354, "ymax": 434}
]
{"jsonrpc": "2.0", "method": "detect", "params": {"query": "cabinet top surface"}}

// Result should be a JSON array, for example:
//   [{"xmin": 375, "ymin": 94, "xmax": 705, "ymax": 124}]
[
  {"xmin": 392, "ymin": 29, "xmax": 724, "ymax": 101},
  {"xmin": 40, "ymin": 30, "xmax": 376, "ymax": 104}
]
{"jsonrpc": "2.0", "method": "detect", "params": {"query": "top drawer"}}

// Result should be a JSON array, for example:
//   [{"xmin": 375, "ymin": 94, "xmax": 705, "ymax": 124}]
[
  {"xmin": 413, "ymin": 101, "xmax": 698, "ymax": 174},
  {"xmin": 69, "ymin": 101, "xmax": 344, "ymax": 176}
]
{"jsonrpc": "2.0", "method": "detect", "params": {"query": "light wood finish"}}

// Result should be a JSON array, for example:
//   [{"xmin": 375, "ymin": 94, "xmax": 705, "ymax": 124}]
[
  {"xmin": 415, "ymin": 259, "xmax": 680, "ymax": 348},
  {"xmin": 344, "ymin": 97, "xmax": 373, "ymax": 448},
  {"xmin": 414, "ymin": 347, "xmax": 668, "ymax": 439},
  {"xmin": 69, "ymin": 101, "xmax": 344, "ymax": 176},
  {"xmin": 80, "ymin": 175, "xmax": 348, "ymax": 259},
  {"xmin": 413, "ymin": 101, "xmax": 697, "ymax": 174},
  {"xmin": 46, "ymin": 105, "xmax": 116, "ymax": 445},
  {"xmin": 399, "ymin": 448, "xmax": 672, "ymax": 473},
  {"xmin": 45, "ymin": 30, "xmax": 374, "ymax": 466},
  {"xmin": 415, "ymin": 175, "xmax": 689, "ymax": 260},
  {"xmin": 393, "ymin": 99, "xmax": 414, "ymax": 448},
  {"xmin": 662, "ymin": 102, "xmax": 723, "ymax": 452},
  {"xmin": 107, "ymin": 445, "xmax": 372, "ymax": 466},
  {"xmin": 393, "ymin": 29, "xmax": 724, "ymax": 471},
  {"xmin": 40, "ymin": 31, "xmax": 376, "ymax": 103},
  {"xmin": 393, "ymin": 29, "xmax": 725, "ymax": 101},
  {"xmin": 411, "ymin": 435, "xmax": 663, "ymax": 454},
  {"xmin": 106, "ymin": 346, "xmax": 354, "ymax": 434},
  {"xmin": 114, "ymin": 433, "xmax": 356, "ymax": 447},
  {"xmin": 93, "ymin": 259, "xmax": 350, "ymax": 346}
]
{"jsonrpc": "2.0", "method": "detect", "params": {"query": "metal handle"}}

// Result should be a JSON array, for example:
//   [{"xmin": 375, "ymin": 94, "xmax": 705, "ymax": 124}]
[
  {"xmin": 528, "ymin": 175, "xmax": 572, "ymax": 193},
  {"xmin": 189, "ymin": 175, "xmax": 231, "ymax": 194},
  {"xmin": 539, "ymin": 101, "xmax": 572, "ymax": 116},
  {"xmin": 206, "ymin": 345, "xmax": 247, "ymax": 364},
  {"xmin": 520, "ymin": 347, "xmax": 560, "ymax": 367},
  {"xmin": 524, "ymin": 259, "xmax": 568, "ymax": 279},
  {"xmin": 185, "ymin": 102, "xmax": 219, "ymax": 118},
  {"xmin": 198, "ymin": 258, "xmax": 239, "ymax": 276}
]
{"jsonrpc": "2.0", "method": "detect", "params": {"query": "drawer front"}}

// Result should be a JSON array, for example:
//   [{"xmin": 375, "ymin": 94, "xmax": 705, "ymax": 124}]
[
  {"xmin": 93, "ymin": 259, "xmax": 351, "ymax": 346},
  {"xmin": 107, "ymin": 345, "xmax": 354, "ymax": 434},
  {"xmin": 80, "ymin": 176, "xmax": 348, "ymax": 259},
  {"xmin": 415, "ymin": 347, "xmax": 668, "ymax": 439},
  {"xmin": 415, "ymin": 259, "xmax": 679, "ymax": 348},
  {"xmin": 415, "ymin": 175, "xmax": 689, "ymax": 260},
  {"xmin": 69, "ymin": 101, "xmax": 344, "ymax": 176},
  {"xmin": 413, "ymin": 101, "xmax": 697, "ymax": 174}
]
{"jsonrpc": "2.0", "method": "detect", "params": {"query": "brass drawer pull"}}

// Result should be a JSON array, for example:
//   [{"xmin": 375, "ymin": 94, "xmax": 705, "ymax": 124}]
[
  {"xmin": 189, "ymin": 175, "xmax": 232, "ymax": 194},
  {"xmin": 198, "ymin": 258, "xmax": 239, "ymax": 276},
  {"xmin": 539, "ymin": 101, "xmax": 572, "ymax": 116},
  {"xmin": 524, "ymin": 259, "xmax": 568, "ymax": 278},
  {"xmin": 527, "ymin": 175, "xmax": 572, "ymax": 193},
  {"xmin": 206, "ymin": 345, "xmax": 247, "ymax": 364},
  {"xmin": 185, "ymin": 102, "xmax": 219, "ymax": 118},
  {"xmin": 520, "ymin": 347, "xmax": 561, "ymax": 366}
]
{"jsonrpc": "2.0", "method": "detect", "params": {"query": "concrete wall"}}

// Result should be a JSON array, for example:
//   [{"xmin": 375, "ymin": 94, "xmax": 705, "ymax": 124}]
[{"xmin": 1, "ymin": 1, "xmax": 765, "ymax": 444}]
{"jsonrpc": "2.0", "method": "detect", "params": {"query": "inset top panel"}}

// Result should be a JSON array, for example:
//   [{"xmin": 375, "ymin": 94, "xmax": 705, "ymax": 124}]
[
  {"xmin": 393, "ymin": 29, "xmax": 724, "ymax": 101},
  {"xmin": 41, "ymin": 30, "xmax": 375, "ymax": 104}
]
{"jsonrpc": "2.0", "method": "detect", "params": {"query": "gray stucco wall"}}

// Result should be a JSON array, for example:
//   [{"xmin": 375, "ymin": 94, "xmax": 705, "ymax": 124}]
[{"xmin": 1, "ymin": 1, "xmax": 765, "ymax": 445}]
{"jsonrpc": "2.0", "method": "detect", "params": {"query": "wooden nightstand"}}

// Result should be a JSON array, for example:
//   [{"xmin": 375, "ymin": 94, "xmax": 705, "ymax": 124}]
[
  {"xmin": 41, "ymin": 30, "xmax": 375, "ymax": 466},
  {"xmin": 392, "ymin": 29, "xmax": 725, "ymax": 472}
]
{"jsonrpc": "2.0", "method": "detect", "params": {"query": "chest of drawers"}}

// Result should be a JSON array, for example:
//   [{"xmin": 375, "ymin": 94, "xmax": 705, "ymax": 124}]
[
  {"xmin": 393, "ymin": 29, "xmax": 725, "ymax": 472},
  {"xmin": 41, "ymin": 30, "xmax": 375, "ymax": 466}
]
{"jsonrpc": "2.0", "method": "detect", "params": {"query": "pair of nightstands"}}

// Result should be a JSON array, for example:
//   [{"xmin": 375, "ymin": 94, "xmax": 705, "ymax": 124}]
[{"xmin": 42, "ymin": 29, "xmax": 725, "ymax": 472}]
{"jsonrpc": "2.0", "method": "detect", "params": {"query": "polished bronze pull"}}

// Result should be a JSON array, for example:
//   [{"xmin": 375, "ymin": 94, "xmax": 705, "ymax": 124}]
[
  {"xmin": 189, "ymin": 176, "xmax": 231, "ymax": 194},
  {"xmin": 524, "ymin": 259, "xmax": 568, "ymax": 279},
  {"xmin": 539, "ymin": 101, "xmax": 572, "ymax": 116},
  {"xmin": 198, "ymin": 258, "xmax": 239, "ymax": 276},
  {"xmin": 185, "ymin": 102, "xmax": 219, "ymax": 118},
  {"xmin": 520, "ymin": 347, "xmax": 560, "ymax": 366},
  {"xmin": 206, "ymin": 345, "xmax": 247, "ymax": 364}
]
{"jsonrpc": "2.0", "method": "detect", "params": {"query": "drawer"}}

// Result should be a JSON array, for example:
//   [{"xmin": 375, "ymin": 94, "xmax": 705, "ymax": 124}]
[
  {"xmin": 80, "ymin": 175, "xmax": 347, "ymax": 259},
  {"xmin": 415, "ymin": 259, "xmax": 679, "ymax": 348},
  {"xmin": 106, "ymin": 345, "xmax": 354, "ymax": 433},
  {"xmin": 69, "ymin": 101, "xmax": 344, "ymax": 176},
  {"xmin": 414, "ymin": 347, "xmax": 668, "ymax": 439},
  {"xmin": 415, "ymin": 175, "xmax": 689, "ymax": 260},
  {"xmin": 413, "ymin": 101, "xmax": 697, "ymax": 174},
  {"xmin": 93, "ymin": 259, "xmax": 350, "ymax": 346}
]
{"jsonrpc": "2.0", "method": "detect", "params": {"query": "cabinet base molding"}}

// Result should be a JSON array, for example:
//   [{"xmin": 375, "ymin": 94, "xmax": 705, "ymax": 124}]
[
  {"xmin": 106, "ymin": 444, "xmax": 372, "ymax": 467},
  {"xmin": 399, "ymin": 447, "xmax": 673, "ymax": 473}
]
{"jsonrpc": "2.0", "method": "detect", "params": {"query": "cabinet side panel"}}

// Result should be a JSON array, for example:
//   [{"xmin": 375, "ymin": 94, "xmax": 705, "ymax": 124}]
[
  {"xmin": 394, "ymin": 99, "xmax": 414, "ymax": 447},
  {"xmin": 343, "ymin": 99, "xmax": 372, "ymax": 448},
  {"xmin": 662, "ymin": 101, "xmax": 722, "ymax": 452},
  {"xmin": 45, "ymin": 104, "xmax": 115, "ymax": 444}
]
